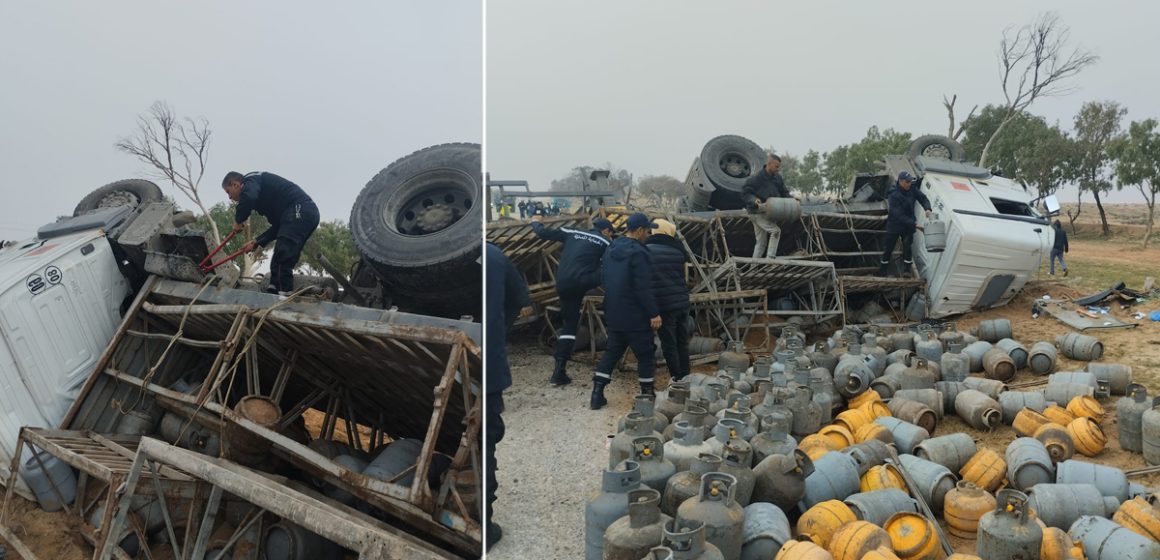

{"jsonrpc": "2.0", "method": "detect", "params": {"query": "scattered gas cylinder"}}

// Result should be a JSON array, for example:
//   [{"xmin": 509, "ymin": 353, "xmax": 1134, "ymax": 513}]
[
  {"xmin": 661, "ymin": 453, "xmax": 721, "ymax": 517},
  {"xmin": 1117, "ymin": 384, "xmax": 1150, "ymax": 453},
  {"xmin": 1043, "ymin": 405, "xmax": 1077, "ymax": 427},
  {"xmin": 1027, "ymin": 483, "xmax": 1120, "ymax": 529},
  {"xmin": 874, "ymin": 417, "xmax": 930, "ymax": 455},
  {"xmin": 962, "ymin": 341, "xmax": 993, "ymax": 373},
  {"xmin": 1056, "ymin": 459, "xmax": 1130, "ymax": 502},
  {"xmin": 1143, "ymin": 398, "xmax": 1160, "ymax": 465},
  {"xmin": 1040, "ymin": 526, "xmax": 1084, "ymax": 560},
  {"xmin": 843, "ymin": 440, "xmax": 894, "ymax": 474},
  {"xmin": 720, "ymin": 341, "xmax": 751, "ymax": 372},
  {"xmin": 603, "ymin": 488, "xmax": 673, "ymax": 560},
  {"xmin": 899, "ymin": 454, "xmax": 955, "ymax": 513},
  {"xmin": 775, "ymin": 539, "xmax": 832, "ymax": 560},
  {"xmin": 834, "ymin": 408, "xmax": 874, "ymax": 436},
  {"xmin": 586, "ymin": 461, "xmax": 643, "ymax": 560},
  {"xmin": 977, "ymin": 489, "xmax": 1042, "ymax": 560},
  {"xmin": 1085, "ymin": 362, "xmax": 1132, "ymax": 395},
  {"xmin": 788, "ymin": 386, "xmax": 824, "ymax": 439},
  {"xmin": 1013, "ymin": 407, "xmax": 1053, "ymax": 437},
  {"xmin": 817, "ymin": 425, "xmax": 854, "ymax": 451},
  {"xmin": 887, "ymin": 398, "xmax": 937, "ymax": 433},
  {"xmin": 612, "ymin": 413, "xmax": 665, "ymax": 467},
  {"xmin": 860, "ymin": 464, "xmax": 907, "ymax": 493},
  {"xmin": 855, "ymin": 423, "xmax": 895, "ymax": 446},
  {"xmin": 661, "ymin": 519, "xmax": 725, "ymax": 560},
  {"xmin": 796, "ymin": 499, "xmax": 857, "ymax": 548},
  {"xmin": 914, "ymin": 433, "xmax": 977, "ymax": 473},
  {"xmin": 994, "ymin": 338, "xmax": 1029, "ymax": 370},
  {"xmin": 982, "ymin": 348, "xmax": 1016, "ymax": 382},
  {"xmin": 657, "ymin": 383, "xmax": 691, "ymax": 422},
  {"xmin": 1066, "ymin": 395, "xmax": 1105, "ymax": 422},
  {"xmin": 1068, "ymin": 515, "xmax": 1160, "ymax": 560},
  {"xmin": 940, "ymin": 344, "xmax": 970, "ymax": 383},
  {"xmin": 844, "ymin": 488, "xmax": 920, "ymax": 526},
  {"xmin": 1056, "ymin": 333, "xmax": 1103, "ymax": 361},
  {"xmin": 914, "ymin": 332, "xmax": 944, "ymax": 365},
  {"xmin": 827, "ymin": 520, "xmax": 892, "ymax": 560},
  {"xmin": 798, "ymin": 434, "xmax": 837, "ymax": 462},
  {"xmin": 1028, "ymin": 341, "xmax": 1058, "ymax": 375},
  {"xmin": 751, "ymin": 413, "xmax": 797, "ymax": 464},
  {"xmin": 959, "ymin": 447, "xmax": 1006, "ymax": 493},
  {"xmin": 944, "ymin": 480, "xmax": 997, "ymax": 538},
  {"xmin": 719, "ymin": 441, "xmax": 756, "ymax": 506},
  {"xmin": 961, "ymin": 376, "xmax": 1005, "ymax": 399},
  {"xmin": 1066, "ymin": 417, "xmax": 1106, "ymax": 457},
  {"xmin": 1043, "ymin": 382, "xmax": 1096, "ymax": 405},
  {"xmin": 933, "ymin": 381, "xmax": 965, "ymax": 412},
  {"xmin": 972, "ymin": 319, "xmax": 1012, "ymax": 343},
  {"xmin": 752, "ymin": 449, "xmax": 814, "ymax": 511},
  {"xmin": 954, "ymin": 389, "xmax": 1002, "ymax": 430},
  {"xmin": 884, "ymin": 511, "xmax": 942, "ymax": 560},
  {"xmin": 892, "ymin": 389, "xmax": 945, "ymax": 419},
  {"xmin": 676, "ymin": 472, "xmax": 745, "ymax": 560},
  {"xmin": 1005, "ymin": 437, "xmax": 1054, "ymax": 492},
  {"xmin": 998, "ymin": 391, "xmax": 1048, "ymax": 425},
  {"xmin": 664, "ymin": 421, "xmax": 715, "ymax": 472},
  {"xmin": 1112, "ymin": 495, "xmax": 1160, "ymax": 543},
  {"xmin": 800, "ymin": 451, "xmax": 861, "ymax": 510},
  {"xmin": 1032, "ymin": 423, "xmax": 1075, "ymax": 463},
  {"xmin": 740, "ymin": 502, "xmax": 792, "ymax": 560}
]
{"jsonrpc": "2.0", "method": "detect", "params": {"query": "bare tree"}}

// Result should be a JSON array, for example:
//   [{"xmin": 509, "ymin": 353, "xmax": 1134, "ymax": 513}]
[
  {"xmin": 116, "ymin": 101, "xmax": 221, "ymax": 245},
  {"xmin": 942, "ymin": 94, "xmax": 977, "ymax": 140},
  {"xmin": 978, "ymin": 12, "xmax": 1098, "ymax": 167}
]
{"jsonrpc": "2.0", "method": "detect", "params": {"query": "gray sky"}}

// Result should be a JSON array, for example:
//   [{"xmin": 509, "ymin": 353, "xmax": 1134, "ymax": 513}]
[
  {"xmin": 0, "ymin": 1, "xmax": 481, "ymax": 240},
  {"xmin": 487, "ymin": 0, "xmax": 1160, "ymax": 204}
]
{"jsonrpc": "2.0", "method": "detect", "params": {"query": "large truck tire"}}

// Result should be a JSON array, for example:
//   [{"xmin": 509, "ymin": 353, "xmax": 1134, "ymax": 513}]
[
  {"xmin": 684, "ymin": 157, "xmax": 714, "ymax": 211},
  {"xmin": 906, "ymin": 135, "xmax": 967, "ymax": 163},
  {"xmin": 73, "ymin": 179, "xmax": 163, "ymax": 216},
  {"xmin": 350, "ymin": 142, "xmax": 482, "ymax": 320},
  {"xmin": 700, "ymin": 135, "xmax": 767, "ymax": 192}
]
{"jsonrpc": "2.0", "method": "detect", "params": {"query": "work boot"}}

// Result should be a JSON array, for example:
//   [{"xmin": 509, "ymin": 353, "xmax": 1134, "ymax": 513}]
[
  {"xmin": 903, "ymin": 260, "xmax": 914, "ymax": 278},
  {"xmin": 549, "ymin": 359, "xmax": 572, "ymax": 386},
  {"xmin": 590, "ymin": 382, "xmax": 608, "ymax": 410},
  {"xmin": 640, "ymin": 383, "xmax": 655, "ymax": 398},
  {"xmin": 1063, "ymin": 268, "xmax": 1069, "ymax": 277},
  {"xmin": 486, "ymin": 522, "xmax": 503, "ymax": 551},
  {"xmin": 876, "ymin": 261, "xmax": 889, "ymax": 277}
]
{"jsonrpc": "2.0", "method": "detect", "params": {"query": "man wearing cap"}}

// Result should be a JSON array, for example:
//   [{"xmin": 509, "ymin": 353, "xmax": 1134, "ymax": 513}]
[
  {"xmin": 742, "ymin": 153, "xmax": 794, "ymax": 258},
  {"xmin": 879, "ymin": 171, "xmax": 932, "ymax": 277},
  {"xmin": 646, "ymin": 219, "xmax": 691, "ymax": 382},
  {"xmin": 591, "ymin": 212, "xmax": 662, "ymax": 409},
  {"xmin": 531, "ymin": 214, "xmax": 615, "ymax": 386}
]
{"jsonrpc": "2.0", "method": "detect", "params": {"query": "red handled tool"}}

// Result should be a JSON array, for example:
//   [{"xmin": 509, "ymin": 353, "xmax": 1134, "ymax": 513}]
[{"xmin": 198, "ymin": 230, "xmax": 248, "ymax": 273}]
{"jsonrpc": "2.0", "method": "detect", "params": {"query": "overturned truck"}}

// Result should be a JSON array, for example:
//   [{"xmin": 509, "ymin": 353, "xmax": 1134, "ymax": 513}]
[{"xmin": 0, "ymin": 143, "xmax": 483, "ymax": 559}]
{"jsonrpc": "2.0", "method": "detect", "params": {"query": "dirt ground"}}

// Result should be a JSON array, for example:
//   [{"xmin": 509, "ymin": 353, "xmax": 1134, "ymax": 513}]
[{"xmin": 488, "ymin": 240, "xmax": 1160, "ymax": 558}]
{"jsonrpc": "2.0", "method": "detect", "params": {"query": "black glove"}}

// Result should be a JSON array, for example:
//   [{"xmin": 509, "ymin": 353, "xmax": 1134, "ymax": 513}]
[{"xmin": 746, "ymin": 200, "xmax": 759, "ymax": 212}]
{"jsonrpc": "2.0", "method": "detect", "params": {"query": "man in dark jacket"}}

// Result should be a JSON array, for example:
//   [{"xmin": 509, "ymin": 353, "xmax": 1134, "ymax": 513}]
[
  {"xmin": 591, "ymin": 212, "xmax": 662, "ymax": 409},
  {"xmin": 742, "ymin": 154, "xmax": 794, "ymax": 258},
  {"xmin": 531, "ymin": 215, "xmax": 614, "ymax": 385},
  {"xmin": 646, "ymin": 219, "xmax": 691, "ymax": 382},
  {"xmin": 1050, "ymin": 219, "xmax": 1069, "ymax": 276},
  {"xmin": 223, "ymin": 171, "xmax": 320, "ymax": 294},
  {"xmin": 878, "ymin": 171, "xmax": 932, "ymax": 277},
  {"xmin": 517, "ymin": 200, "xmax": 527, "ymax": 219},
  {"xmin": 484, "ymin": 243, "xmax": 532, "ymax": 550}
]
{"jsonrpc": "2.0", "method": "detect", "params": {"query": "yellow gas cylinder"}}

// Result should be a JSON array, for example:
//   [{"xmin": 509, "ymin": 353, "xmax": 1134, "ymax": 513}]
[
  {"xmin": 862, "ymin": 546, "xmax": 902, "ymax": 560},
  {"xmin": 818, "ymin": 424, "xmax": 854, "ymax": 450},
  {"xmin": 1040, "ymin": 526, "xmax": 1085, "ymax": 559},
  {"xmin": 1044, "ymin": 405, "xmax": 1077, "ymax": 426},
  {"xmin": 884, "ymin": 511, "xmax": 942, "ymax": 560},
  {"xmin": 835, "ymin": 408, "xmax": 874, "ymax": 434},
  {"xmin": 958, "ymin": 447, "xmax": 1006, "ymax": 493},
  {"xmin": 859, "ymin": 400, "xmax": 893, "ymax": 420},
  {"xmin": 855, "ymin": 422, "xmax": 895, "ymax": 445},
  {"xmin": 828, "ymin": 520, "xmax": 893, "ymax": 560},
  {"xmin": 861, "ymin": 464, "xmax": 907, "ymax": 493},
  {"xmin": 799, "ymin": 434, "xmax": 838, "ymax": 461},
  {"xmin": 944, "ymin": 480, "xmax": 997, "ymax": 538},
  {"xmin": 1012, "ymin": 408, "xmax": 1053, "ymax": 437},
  {"xmin": 1113, "ymin": 496, "xmax": 1160, "ymax": 543},
  {"xmin": 848, "ymin": 390, "xmax": 883, "ymax": 410},
  {"xmin": 945, "ymin": 555, "xmax": 982, "ymax": 560},
  {"xmin": 796, "ymin": 500, "xmax": 857, "ymax": 548},
  {"xmin": 1066, "ymin": 394, "xmax": 1105, "ymax": 422},
  {"xmin": 1066, "ymin": 416, "xmax": 1107, "ymax": 456},
  {"xmin": 776, "ymin": 539, "xmax": 835, "ymax": 560},
  {"xmin": 1032, "ymin": 422, "xmax": 1076, "ymax": 463}
]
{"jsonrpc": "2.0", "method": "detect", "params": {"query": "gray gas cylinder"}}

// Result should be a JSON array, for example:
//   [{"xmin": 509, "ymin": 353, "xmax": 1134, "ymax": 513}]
[
  {"xmin": 978, "ymin": 489, "xmax": 1041, "ymax": 560},
  {"xmin": 933, "ymin": 381, "xmax": 965, "ymax": 412},
  {"xmin": 620, "ymin": 394, "xmax": 672, "ymax": 434},
  {"xmin": 676, "ymin": 472, "xmax": 745, "ymax": 560},
  {"xmin": 833, "ymin": 354, "xmax": 873, "ymax": 399},
  {"xmin": 914, "ymin": 433, "xmax": 977, "ymax": 473},
  {"xmin": 998, "ymin": 391, "xmax": 1048, "ymax": 424},
  {"xmin": 19, "ymin": 450, "xmax": 77, "ymax": 512},
  {"xmin": 660, "ymin": 519, "xmax": 725, "ymax": 560},
  {"xmin": 739, "ymin": 502, "xmax": 791, "ymax": 560},
  {"xmin": 993, "ymin": 338, "xmax": 1029, "ymax": 370},
  {"xmin": 603, "ymin": 488, "xmax": 672, "ymax": 560},
  {"xmin": 664, "ymin": 421, "xmax": 715, "ymax": 472},
  {"xmin": 961, "ymin": 376, "xmax": 1005, "ymax": 399},
  {"xmin": 1005, "ymin": 437, "xmax": 1055, "ymax": 492},
  {"xmin": 972, "ymin": 319, "xmax": 1012, "ymax": 343},
  {"xmin": 1055, "ymin": 459, "xmax": 1130, "ymax": 502},
  {"xmin": 914, "ymin": 331, "xmax": 944, "ymax": 364},
  {"xmin": 1117, "ymin": 384, "xmax": 1150, "ymax": 453},
  {"xmin": 1056, "ymin": 332, "xmax": 1103, "ymax": 361},
  {"xmin": 844, "ymin": 488, "xmax": 920, "ymax": 525},
  {"xmin": 899, "ymin": 453, "xmax": 955, "ymax": 513},
  {"xmin": 923, "ymin": 216, "xmax": 947, "ymax": 252},
  {"xmin": 1026, "ymin": 483, "xmax": 1120, "ymax": 529},
  {"xmin": 1028, "ymin": 341, "xmax": 1057, "ymax": 375},
  {"xmin": 1085, "ymin": 362, "xmax": 1132, "ymax": 395},
  {"xmin": 750, "ymin": 412, "xmax": 796, "ymax": 464},
  {"xmin": 939, "ymin": 343, "xmax": 969, "ymax": 383},
  {"xmin": 962, "ymin": 340, "xmax": 994, "ymax": 373},
  {"xmin": 718, "ymin": 440, "xmax": 756, "ymax": 506},
  {"xmin": 263, "ymin": 521, "xmax": 342, "ymax": 560},
  {"xmin": 1069, "ymin": 515, "xmax": 1160, "ymax": 560},
  {"xmin": 586, "ymin": 461, "xmax": 643, "ymax": 560},
  {"xmin": 660, "ymin": 452, "xmax": 721, "ymax": 517},
  {"xmin": 954, "ymin": 389, "xmax": 1002, "ymax": 430},
  {"xmin": 875, "ymin": 416, "xmax": 930, "ymax": 454},
  {"xmin": 1143, "ymin": 397, "xmax": 1160, "ymax": 465},
  {"xmin": 623, "ymin": 437, "xmax": 677, "ymax": 493},
  {"xmin": 893, "ymin": 388, "xmax": 945, "ymax": 419},
  {"xmin": 752, "ymin": 449, "xmax": 814, "ymax": 510},
  {"xmin": 787, "ymin": 386, "xmax": 822, "ymax": 438},
  {"xmin": 613, "ymin": 413, "xmax": 665, "ymax": 467},
  {"xmin": 800, "ymin": 450, "xmax": 860, "ymax": 510}
]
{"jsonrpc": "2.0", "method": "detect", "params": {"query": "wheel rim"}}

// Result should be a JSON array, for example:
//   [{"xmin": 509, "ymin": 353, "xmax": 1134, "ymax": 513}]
[
  {"xmin": 97, "ymin": 190, "xmax": 140, "ymax": 209},
  {"xmin": 388, "ymin": 168, "xmax": 476, "ymax": 237},
  {"xmin": 718, "ymin": 151, "xmax": 753, "ymax": 179},
  {"xmin": 921, "ymin": 144, "xmax": 952, "ymax": 160}
]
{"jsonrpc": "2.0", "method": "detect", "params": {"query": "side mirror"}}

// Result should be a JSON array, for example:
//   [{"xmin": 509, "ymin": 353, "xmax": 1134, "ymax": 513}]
[{"xmin": 1044, "ymin": 195, "xmax": 1061, "ymax": 217}]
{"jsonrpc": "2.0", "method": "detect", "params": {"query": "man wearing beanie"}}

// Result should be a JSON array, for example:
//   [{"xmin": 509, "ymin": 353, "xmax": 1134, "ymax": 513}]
[
  {"xmin": 645, "ymin": 219, "xmax": 691, "ymax": 382},
  {"xmin": 590, "ymin": 212, "xmax": 662, "ymax": 409}
]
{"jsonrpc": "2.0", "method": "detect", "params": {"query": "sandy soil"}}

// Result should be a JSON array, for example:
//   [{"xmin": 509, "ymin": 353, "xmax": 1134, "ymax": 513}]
[{"xmin": 489, "ymin": 273, "xmax": 1160, "ymax": 558}]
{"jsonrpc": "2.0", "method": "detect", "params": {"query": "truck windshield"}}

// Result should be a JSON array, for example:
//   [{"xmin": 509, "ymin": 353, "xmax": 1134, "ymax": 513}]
[{"xmin": 990, "ymin": 198, "xmax": 1041, "ymax": 218}]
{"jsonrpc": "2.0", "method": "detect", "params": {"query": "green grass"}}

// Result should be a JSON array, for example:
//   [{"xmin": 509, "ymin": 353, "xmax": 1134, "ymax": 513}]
[{"xmin": 1037, "ymin": 251, "xmax": 1155, "ymax": 293}]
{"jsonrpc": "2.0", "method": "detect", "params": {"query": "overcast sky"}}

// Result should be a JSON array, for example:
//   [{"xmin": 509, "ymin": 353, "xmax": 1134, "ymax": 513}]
[
  {"xmin": 487, "ymin": 0, "xmax": 1160, "ymax": 204},
  {"xmin": 0, "ymin": 1, "xmax": 481, "ymax": 240}
]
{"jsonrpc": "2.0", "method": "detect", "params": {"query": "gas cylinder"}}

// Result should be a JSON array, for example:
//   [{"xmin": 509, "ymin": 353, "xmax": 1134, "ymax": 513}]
[
  {"xmin": 1085, "ymin": 362, "xmax": 1132, "ymax": 395},
  {"xmin": 788, "ymin": 386, "xmax": 823, "ymax": 438},
  {"xmin": 994, "ymin": 338, "xmax": 1029, "ymax": 370},
  {"xmin": 874, "ymin": 417, "xmax": 929, "ymax": 454},
  {"xmin": 798, "ymin": 433, "xmax": 837, "ymax": 462},
  {"xmin": 1143, "ymin": 398, "xmax": 1160, "ymax": 465},
  {"xmin": 1056, "ymin": 333, "xmax": 1103, "ymax": 361},
  {"xmin": 665, "ymin": 405, "xmax": 715, "ymax": 443},
  {"xmin": 1066, "ymin": 395, "xmax": 1105, "ymax": 422},
  {"xmin": 720, "ymin": 341, "xmax": 750, "ymax": 372},
  {"xmin": 676, "ymin": 472, "xmax": 745, "ymax": 559},
  {"xmin": 809, "ymin": 341, "xmax": 839, "ymax": 373},
  {"xmin": 1028, "ymin": 341, "xmax": 1057, "ymax": 375},
  {"xmin": 954, "ymin": 389, "xmax": 1002, "ymax": 430},
  {"xmin": 722, "ymin": 406, "xmax": 760, "ymax": 438},
  {"xmin": 1027, "ymin": 483, "xmax": 1120, "ymax": 529},
  {"xmin": 623, "ymin": 437, "xmax": 677, "ymax": 492},
  {"xmin": 982, "ymin": 348, "xmax": 1016, "ymax": 382},
  {"xmin": 977, "ymin": 489, "xmax": 1041, "ymax": 560},
  {"xmin": 817, "ymin": 425, "xmax": 854, "ymax": 451},
  {"xmin": 1040, "ymin": 526, "xmax": 1084, "ymax": 560},
  {"xmin": 887, "ymin": 398, "xmax": 937, "ymax": 434},
  {"xmin": 961, "ymin": 376, "xmax": 1005, "ymax": 399},
  {"xmin": 944, "ymin": 480, "xmax": 996, "ymax": 538},
  {"xmin": 938, "ymin": 322, "xmax": 963, "ymax": 347},
  {"xmin": 1056, "ymin": 459, "xmax": 1130, "ymax": 502},
  {"xmin": 707, "ymin": 419, "xmax": 750, "ymax": 456},
  {"xmin": 810, "ymin": 373, "xmax": 841, "ymax": 424},
  {"xmin": 843, "ymin": 440, "xmax": 894, "ymax": 474},
  {"xmin": 613, "ymin": 413, "xmax": 665, "ymax": 467},
  {"xmin": 961, "ymin": 340, "xmax": 993, "ymax": 373},
  {"xmin": 620, "ymin": 394, "xmax": 671, "ymax": 433},
  {"xmin": 914, "ymin": 332, "xmax": 943, "ymax": 365},
  {"xmin": 719, "ymin": 440, "xmax": 756, "ymax": 506},
  {"xmin": 661, "ymin": 519, "xmax": 725, "ymax": 560},
  {"xmin": 586, "ymin": 461, "xmax": 643, "ymax": 560},
  {"xmin": 1005, "ymin": 437, "xmax": 1055, "ymax": 492},
  {"xmin": 998, "ymin": 391, "xmax": 1048, "ymax": 424},
  {"xmin": 1066, "ymin": 417, "xmax": 1106, "ymax": 456},
  {"xmin": 834, "ymin": 408, "xmax": 874, "ymax": 435},
  {"xmin": 752, "ymin": 449, "xmax": 814, "ymax": 510},
  {"xmin": 899, "ymin": 453, "xmax": 956, "ymax": 513},
  {"xmin": 1112, "ymin": 495, "xmax": 1160, "ymax": 543},
  {"xmin": 661, "ymin": 452, "xmax": 720, "ymax": 516},
  {"xmin": 914, "ymin": 433, "xmax": 976, "ymax": 473},
  {"xmin": 603, "ymin": 488, "xmax": 672, "ymax": 560},
  {"xmin": 1069, "ymin": 515, "xmax": 1160, "ymax": 560},
  {"xmin": 860, "ymin": 464, "xmax": 907, "ymax": 493},
  {"xmin": 1044, "ymin": 380, "xmax": 1096, "ymax": 405},
  {"xmin": 934, "ymin": 381, "xmax": 965, "ymax": 412},
  {"xmin": 664, "ymin": 421, "xmax": 715, "ymax": 472},
  {"xmin": 796, "ymin": 500, "xmax": 857, "ymax": 549},
  {"xmin": 1043, "ymin": 404, "xmax": 1077, "ymax": 427},
  {"xmin": 657, "ymin": 383, "xmax": 691, "ymax": 422},
  {"xmin": 1032, "ymin": 423, "xmax": 1075, "ymax": 463},
  {"xmin": 800, "ymin": 450, "xmax": 861, "ymax": 510},
  {"xmin": 858, "ymin": 399, "xmax": 892, "ymax": 421},
  {"xmin": 844, "ymin": 488, "xmax": 920, "ymax": 525},
  {"xmin": 972, "ymin": 319, "xmax": 1012, "ymax": 343},
  {"xmin": 854, "ymin": 423, "xmax": 894, "ymax": 446},
  {"xmin": 940, "ymin": 343, "xmax": 969, "ymax": 383},
  {"xmin": 833, "ymin": 354, "xmax": 873, "ymax": 399},
  {"xmin": 827, "ymin": 520, "xmax": 892, "ymax": 560},
  {"xmin": 899, "ymin": 357, "xmax": 940, "ymax": 389},
  {"xmin": 775, "ymin": 539, "xmax": 832, "ymax": 560},
  {"xmin": 739, "ymin": 502, "xmax": 792, "ymax": 560},
  {"xmin": 871, "ymin": 374, "xmax": 903, "ymax": 400},
  {"xmin": 701, "ymin": 383, "xmax": 729, "ymax": 416},
  {"xmin": 892, "ymin": 389, "xmax": 945, "ymax": 419},
  {"xmin": 1013, "ymin": 407, "xmax": 1053, "ymax": 437},
  {"xmin": 884, "ymin": 511, "xmax": 942, "ymax": 560},
  {"xmin": 959, "ymin": 447, "xmax": 1006, "ymax": 493},
  {"xmin": 1117, "ymin": 384, "xmax": 1151, "ymax": 453}
]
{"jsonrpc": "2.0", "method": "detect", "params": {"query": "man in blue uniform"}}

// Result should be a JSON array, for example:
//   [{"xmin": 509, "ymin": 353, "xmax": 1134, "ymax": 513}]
[
  {"xmin": 879, "ymin": 171, "xmax": 932, "ymax": 277},
  {"xmin": 590, "ymin": 212, "xmax": 662, "ymax": 410},
  {"xmin": 222, "ymin": 171, "xmax": 320, "ymax": 294},
  {"xmin": 531, "ymin": 215, "xmax": 615, "ymax": 386}
]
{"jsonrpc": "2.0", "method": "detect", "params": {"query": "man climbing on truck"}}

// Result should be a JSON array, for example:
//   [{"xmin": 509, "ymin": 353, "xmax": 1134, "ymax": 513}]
[
  {"xmin": 222, "ymin": 171, "xmax": 320, "ymax": 294},
  {"xmin": 742, "ymin": 153, "xmax": 795, "ymax": 258},
  {"xmin": 878, "ymin": 170, "xmax": 932, "ymax": 277}
]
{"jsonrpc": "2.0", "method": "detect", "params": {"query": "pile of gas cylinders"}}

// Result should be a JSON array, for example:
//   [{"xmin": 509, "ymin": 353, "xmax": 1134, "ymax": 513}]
[{"xmin": 585, "ymin": 320, "xmax": 1160, "ymax": 559}]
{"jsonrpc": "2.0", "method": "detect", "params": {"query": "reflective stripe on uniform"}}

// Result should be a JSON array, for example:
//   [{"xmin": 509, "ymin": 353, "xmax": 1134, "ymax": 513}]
[{"xmin": 594, "ymin": 372, "xmax": 612, "ymax": 379}]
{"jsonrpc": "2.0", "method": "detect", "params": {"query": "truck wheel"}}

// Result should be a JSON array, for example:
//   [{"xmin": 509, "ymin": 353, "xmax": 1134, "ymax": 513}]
[
  {"xmin": 685, "ymin": 158, "xmax": 714, "ymax": 210},
  {"xmin": 73, "ymin": 179, "xmax": 163, "ymax": 216},
  {"xmin": 700, "ymin": 135, "xmax": 766, "ymax": 192},
  {"xmin": 350, "ymin": 142, "xmax": 481, "ymax": 319},
  {"xmin": 906, "ymin": 135, "xmax": 967, "ymax": 163}
]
